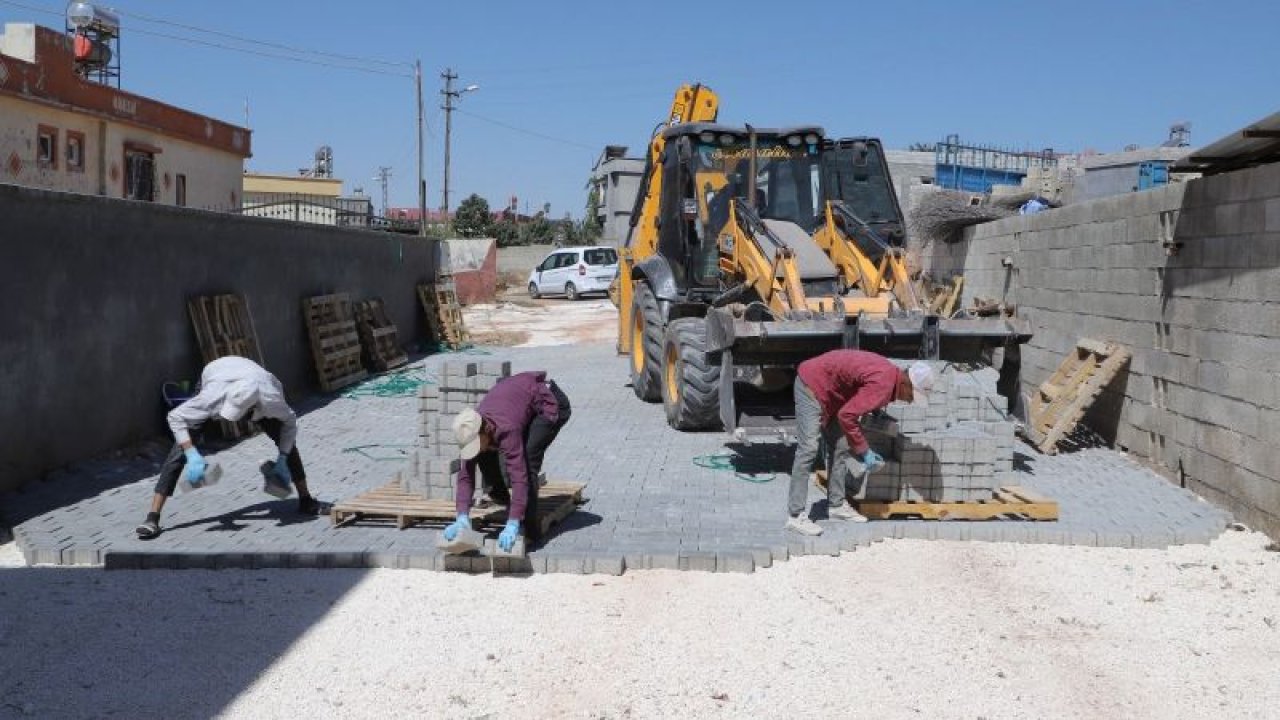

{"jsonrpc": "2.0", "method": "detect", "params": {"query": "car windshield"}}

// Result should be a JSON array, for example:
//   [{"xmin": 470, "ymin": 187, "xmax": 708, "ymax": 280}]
[{"xmin": 584, "ymin": 248, "xmax": 617, "ymax": 266}]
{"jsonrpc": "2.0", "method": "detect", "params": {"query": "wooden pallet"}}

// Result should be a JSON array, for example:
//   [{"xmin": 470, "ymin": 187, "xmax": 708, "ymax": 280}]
[
  {"xmin": 1021, "ymin": 338, "xmax": 1130, "ymax": 455},
  {"xmin": 187, "ymin": 293, "xmax": 263, "ymax": 365},
  {"xmin": 417, "ymin": 276, "xmax": 471, "ymax": 349},
  {"xmin": 303, "ymin": 293, "xmax": 369, "ymax": 392},
  {"xmin": 186, "ymin": 293, "xmax": 262, "ymax": 439},
  {"xmin": 416, "ymin": 284, "xmax": 447, "ymax": 348},
  {"xmin": 354, "ymin": 298, "xmax": 409, "ymax": 372},
  {"xmin": 330, "ymin": 480, "xmax": 587, "ymax": 533},
  {"xmin": 857, "ymin": 485, "xmax": 1059, "ymax": 521}
]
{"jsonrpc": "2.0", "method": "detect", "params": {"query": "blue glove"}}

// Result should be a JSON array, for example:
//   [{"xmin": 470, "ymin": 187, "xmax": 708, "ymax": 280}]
[
  {"xmin": 498, "ymin": 519, "xmax": 521, "ymax": 552},
  {"xmin": 183, "ymin": 448, "xmax": 207, "ymax": 483},
  {"xmin": 860, "ymin": 448, "xmax": 885, "ymax": 473},
  {"xmin": 443, "ymin": 513, "xmax": 471, "ymax": 541},
  {"xmin": 273, "ymin": 452, "xmax": 293, "ymax": 485}
]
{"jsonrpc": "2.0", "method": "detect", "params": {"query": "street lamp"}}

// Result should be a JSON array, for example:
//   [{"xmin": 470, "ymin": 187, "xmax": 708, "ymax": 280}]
[{"xmin": 440, "ymin": 68, "xmax": 479, "ymax": 216}]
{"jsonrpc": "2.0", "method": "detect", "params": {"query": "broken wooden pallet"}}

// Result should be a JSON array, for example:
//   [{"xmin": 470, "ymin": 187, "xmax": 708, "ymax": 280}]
[
  {"xmin": 416, "ymin": 284, "xmax": 447, "ymax": 348},
  {"xmin": 857, "ymin": 485, "xmax": 1059, "ymax": 521},
  {"xmin": 303, "ymin": 293, "xmax": 369, "ymax": 392},
  {"xmin": 186, "ymin": 293, "xmax": 262, "ymax": 439},
  {"xmin": 1021, "ymin": 338, "xmax": 1130, "ymax": 455},
  {"xmin": 432, "ymin": 276, "xmax": 471, "ymax": 349},
  {"xmin": 187, "ymin": 293, "xmax": 262, "ymax": 365},
  {"xmin": 331, "ymin": 480, "xmax": 586, "ymax": 534},
  {"xmin": 354, "ymin": 297, "xmax": 408, "ymax": 372}
]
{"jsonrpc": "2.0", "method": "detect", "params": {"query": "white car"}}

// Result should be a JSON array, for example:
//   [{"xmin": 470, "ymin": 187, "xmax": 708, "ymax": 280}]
[{"xmin": 527, "ymin": 245, "xmax": 619, "ymax": 300}]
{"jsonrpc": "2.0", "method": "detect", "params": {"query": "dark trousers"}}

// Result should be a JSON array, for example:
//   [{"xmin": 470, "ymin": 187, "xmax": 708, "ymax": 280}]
[
  {"xmin": 475, "ymin": 381, "xmax": 571, "ymax": 541},
  {"xmin": 154, "ymin": 418, "xmax": 305, "ymax": 496}
]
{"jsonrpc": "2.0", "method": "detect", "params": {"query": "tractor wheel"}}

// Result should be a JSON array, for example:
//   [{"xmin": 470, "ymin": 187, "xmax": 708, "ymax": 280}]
[
  {"xmin": 661, "ymin": 318, "xmax": 723, "ymax": 431},
  {"xmin": 628, "ymin": 282, "xmax": 663, "ymax": 402}
]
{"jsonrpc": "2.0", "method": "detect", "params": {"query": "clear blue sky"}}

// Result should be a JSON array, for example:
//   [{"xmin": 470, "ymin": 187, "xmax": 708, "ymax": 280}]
[{"xmin": 6, "ymin": 0, "xmax": 1277, "ymax": 217}]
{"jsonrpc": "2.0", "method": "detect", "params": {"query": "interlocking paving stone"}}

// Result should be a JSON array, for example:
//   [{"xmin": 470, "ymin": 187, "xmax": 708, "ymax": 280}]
[{"xmin": 1, "ymin": 344, "xmax": 1236, "ymax": 574}]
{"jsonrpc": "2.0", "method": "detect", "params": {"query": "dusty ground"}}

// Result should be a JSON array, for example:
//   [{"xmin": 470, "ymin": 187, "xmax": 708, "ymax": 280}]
[
  {"xmin": 0, "ymin": 530, "xmax": 1277, "ymax": 718},
  {"xmin": 462, "ymin": 292, "xmax": 616, "ymax": 348}
]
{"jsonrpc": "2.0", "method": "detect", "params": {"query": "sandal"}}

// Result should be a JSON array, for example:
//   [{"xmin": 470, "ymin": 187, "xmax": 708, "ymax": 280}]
[{"xmin": 135, "ymin": 520, "xmax": 161, "ymax": 540}]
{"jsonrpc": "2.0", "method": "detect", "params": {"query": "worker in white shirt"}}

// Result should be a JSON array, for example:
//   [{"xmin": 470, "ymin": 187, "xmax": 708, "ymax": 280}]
[{"xmin": 135, "ymin": 356, "xmax": 324, "ymax": 539}]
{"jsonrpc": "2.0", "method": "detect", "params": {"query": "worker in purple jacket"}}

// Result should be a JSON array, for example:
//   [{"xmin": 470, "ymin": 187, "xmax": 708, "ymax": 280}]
[{"xmin": 444, "ymin": 371, "xmax": 571, "ymax": 550}]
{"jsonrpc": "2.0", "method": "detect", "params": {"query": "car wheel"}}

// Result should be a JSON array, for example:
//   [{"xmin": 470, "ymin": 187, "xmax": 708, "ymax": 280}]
[
  {"xmin": 528, "ymin": 282, "xmax": 540, "ymax": 299},
  {"xmin": 565, "ymin": 282, "xmax": 578, "ymax": 301}
]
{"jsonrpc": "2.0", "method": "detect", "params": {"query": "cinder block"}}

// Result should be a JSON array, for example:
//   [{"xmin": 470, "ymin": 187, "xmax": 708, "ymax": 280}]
[{"xmin": 478, "ymin": 360, "xmax": 512, "ymax": 377}]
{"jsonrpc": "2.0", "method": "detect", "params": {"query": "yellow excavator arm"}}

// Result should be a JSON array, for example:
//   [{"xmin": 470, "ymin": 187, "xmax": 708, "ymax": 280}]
[
  {"xmin": 812, "ymin": 201, "xmax": 923, "ymax": 313},
  {"xmin": 616, "ymin": 84, "xmax": 719, "ymax": 352}
]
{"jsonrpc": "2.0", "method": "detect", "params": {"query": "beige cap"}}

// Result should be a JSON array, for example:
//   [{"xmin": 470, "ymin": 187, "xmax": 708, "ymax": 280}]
[{"xmin": 453, "ymin": 408, "xmax": 483, "ymax": 460}]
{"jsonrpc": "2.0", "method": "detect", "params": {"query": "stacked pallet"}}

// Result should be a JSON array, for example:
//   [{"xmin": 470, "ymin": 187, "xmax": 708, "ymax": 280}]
[
  {"xmin": 303, "ymin": 293, "xmax": 369, "ymax": 392},
  {"xmin": 848, "ymin": 361, "xmax": 1018, "ymax": 503},
  {"xmin": 403, "ymin": 360, "xmax": 512, "ymax": 500},
  {"xmin": 354, "ymin": 298, "xmax": 408, "ymax": 372}
]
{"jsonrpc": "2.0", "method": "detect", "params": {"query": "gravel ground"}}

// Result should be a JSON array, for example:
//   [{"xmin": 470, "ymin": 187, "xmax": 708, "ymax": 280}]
[{"xmin": 1, "ymin": 529, "xmax": 1277, "ymax": 719}]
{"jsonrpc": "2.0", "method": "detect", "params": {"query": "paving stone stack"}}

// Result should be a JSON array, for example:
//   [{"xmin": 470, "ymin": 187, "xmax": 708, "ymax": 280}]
[
  {"xmin": 854, "ymin": 361, "xmax": 1017, "ymax": 503},
  {"xmin": 402, "ymin": 360, "xmax": 511, "ymax": 500}
]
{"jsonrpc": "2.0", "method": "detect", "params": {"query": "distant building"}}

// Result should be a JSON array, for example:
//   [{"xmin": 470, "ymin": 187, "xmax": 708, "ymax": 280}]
[
  {"xmin": 0, "ymin": 22, "xmax": 250, "ymax": 207},
  {"xmin": 1065, "ymin": 147, "xmax": 1195, "ymax": 204},
  {"xmin": 589, "ymin": 145, "xmax": 644, "ymax": 246},
  {"xmin": 241, "ymin": 172, "xmax": 373, "ymax": 227}
]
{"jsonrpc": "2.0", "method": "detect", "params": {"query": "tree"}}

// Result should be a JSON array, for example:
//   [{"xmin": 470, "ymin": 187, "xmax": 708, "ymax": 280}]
[
  {"xmin": 907, "ymin": 142, "xmax": 937, "ymax": 153},
  {"xmin": 581, "ymin": 186, "xmax": 603, "ymax": 242},
  {"xmin": 519, "ymin": 212, "xmax": 554, "ymax": 246},
  {"xmin": 452, "ymin": 193, "xmax": 493, "ymax": 238},
  {"xmin": 493, "ymin": 212, "xmax": 522, "ymax": 247}
]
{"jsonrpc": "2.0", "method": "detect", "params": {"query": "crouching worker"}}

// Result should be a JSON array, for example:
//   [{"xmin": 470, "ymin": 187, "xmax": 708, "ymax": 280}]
[
  {"xmin": 135, "ymin": 356, "xmax": 325, "ymax": 540},
  {"xmin": 786, "ymin": 350, "xmax": 934, "ymax": 536},
  {"xmin": 442, "ymin": 371, "xmax": 571, "ymax": 551}
]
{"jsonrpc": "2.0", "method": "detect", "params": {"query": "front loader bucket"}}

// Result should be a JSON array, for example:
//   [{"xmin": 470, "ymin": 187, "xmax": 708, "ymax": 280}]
[{"xmin": 706, "ymin": 309, "xmax": 1033, "ymax": 438}]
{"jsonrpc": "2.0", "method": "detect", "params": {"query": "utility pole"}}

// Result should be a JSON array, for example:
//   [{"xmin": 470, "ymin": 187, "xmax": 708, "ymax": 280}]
[
  {"xmin": 375, "ymin": 166, "xmax": 392, "ymax": 217},
  {"xmin": 415, "ymin": 59, "xmax": 426, "ymax": 236},
  {"xmin": 440, "ymin": 67, "xmax": 479, "ymax": 217}
]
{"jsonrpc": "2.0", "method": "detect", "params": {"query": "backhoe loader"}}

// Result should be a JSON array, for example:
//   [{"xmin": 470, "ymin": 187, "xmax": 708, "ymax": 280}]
[{"xmin": 616, "ymin": 84, "xmax": 1030, "ymax": 436}]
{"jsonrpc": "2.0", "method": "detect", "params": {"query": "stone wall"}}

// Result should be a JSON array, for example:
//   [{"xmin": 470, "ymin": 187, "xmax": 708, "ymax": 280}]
[{"xmin": 922, "ymin": 162, "xmax": 1280, "ymax": 537}]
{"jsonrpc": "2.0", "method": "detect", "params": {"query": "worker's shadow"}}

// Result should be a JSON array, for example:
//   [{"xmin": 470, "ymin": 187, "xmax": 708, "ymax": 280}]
[
  {"xmin": 723, "ymin": 443, "xmax": 796, "ymax": 475},
  {"xmin": 161, "ymin": 500, "xmax": 326, "ymax": 534}
]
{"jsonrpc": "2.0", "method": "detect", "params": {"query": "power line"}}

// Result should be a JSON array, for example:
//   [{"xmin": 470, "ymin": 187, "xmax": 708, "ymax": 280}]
[
  {"xmin": 0, "ymin": 0, "xmax": 412, "ymax": 77},
  {"xmin": 453, "ymin": 108, "xmax": 598, "ymax": 151},
  {"xmin": 108, "ymin": 5, "xmax": 410, "ymax": 69}
]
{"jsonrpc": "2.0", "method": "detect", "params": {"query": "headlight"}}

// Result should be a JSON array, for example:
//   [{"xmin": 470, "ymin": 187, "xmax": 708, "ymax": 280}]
[
  {"xmin": 719, "ymin": 134, "xmax": 736, "ymax": 146},
  {"xmin": 786, "ymin": 135, "xmax": 803, "ymax": 147},
  {"xmin": 699, "ymin": 131, "xmax": 716, "ymax": 144},
  {"xmin": 804, "ymin": 133, "xmax": 820, "ymax": 145}
]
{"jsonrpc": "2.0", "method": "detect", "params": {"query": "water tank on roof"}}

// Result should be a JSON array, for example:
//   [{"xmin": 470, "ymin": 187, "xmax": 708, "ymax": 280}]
[
  {"xmin": 67, "ymin": 2, "xmax": 120, "ymax": 36},
  {"xmin": 73, "ymin": 33, "xmax": 112, "ymax": 65}
]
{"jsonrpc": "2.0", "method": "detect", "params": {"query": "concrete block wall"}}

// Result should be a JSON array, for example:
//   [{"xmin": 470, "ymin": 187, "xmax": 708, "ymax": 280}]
[
  {"xmin": 403, "ymin": 361, "xmax": 511, "ymax": 500},
  {"xmin": 0, "ymin": 183, "xmax": 436, "ymax": 496},
  {"xmin": 921, "ymin": 161, "xmax": 1280, "ymax": 538}
]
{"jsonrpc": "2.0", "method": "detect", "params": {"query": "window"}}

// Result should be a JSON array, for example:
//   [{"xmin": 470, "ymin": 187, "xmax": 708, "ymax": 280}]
[
  {"xmin": 175, "ymin": 173, "xmax": 187, "ymax": 207},
  {"xmin": 124, "ymin": 149, "xmax": 156, "ymax": 201},
  {"xmin": 37, "ymin": 125, "xmax": 58, "ymax": 169},
  {"xmin": 65, "ymin": 131, "xmax": 85, "ymax": 172},
  {"xmin": 558, "ymin": 253, "xmax": 577, "ymax": 269},
  {"xmin": 584, "ymin": 248, "xmax": 617, "ymax": 266}
]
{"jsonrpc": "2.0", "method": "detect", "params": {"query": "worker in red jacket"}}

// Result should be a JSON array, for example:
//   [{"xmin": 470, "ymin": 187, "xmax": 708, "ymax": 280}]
[
  {"xmin": 444, "ymin": 371, "xmax": 571, "ymax": 550},
  {"xmin": 786, "ymin": 350, "xmax": 934, "ymax": 536}
]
